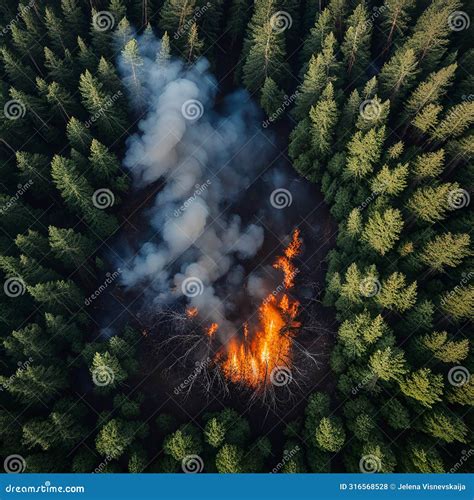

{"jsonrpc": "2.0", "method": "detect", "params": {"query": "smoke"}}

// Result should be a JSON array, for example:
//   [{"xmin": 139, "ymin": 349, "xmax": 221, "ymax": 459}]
[{"xmin": 116, "ymin": 35, "xmax": 277, "ymax": 335}]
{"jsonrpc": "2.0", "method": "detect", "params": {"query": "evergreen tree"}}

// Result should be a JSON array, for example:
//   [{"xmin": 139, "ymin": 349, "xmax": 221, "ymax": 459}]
[
  {"xmin": 399, "ymin": 368, "xmax": 443, "ymax": 408},
  {"xmin": 362, "ymin": 208, "xmax": 404, "ymax": 255}
]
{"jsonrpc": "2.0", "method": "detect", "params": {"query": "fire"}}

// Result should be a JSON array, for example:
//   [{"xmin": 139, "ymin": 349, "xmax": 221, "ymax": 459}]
[
  {"xmin": 273, "ymin": 228, "xmax": 301, "ymax": 288},
  {"xmin": 186, "ymin": 307, "xmax": 198, "ymax": 318},
  {"xmin": 207, "ymin": 322, "xmax": 218, "ymax": 338},
  {"xmin": 218, "ymin": 229, "xmax": 302, "ymax": 388}
]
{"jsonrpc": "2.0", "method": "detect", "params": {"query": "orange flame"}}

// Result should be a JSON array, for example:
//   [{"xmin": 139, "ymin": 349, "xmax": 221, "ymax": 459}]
[
  {"xmin": 217, "ymin": 229, "xmax": 302, "ymax": 388},
  {"xmin": 186, "ymin": 307, "xmax": 198, "ymax": 318},
  {"xmin": 207, "ymin": 322, "xmax": 218, "ymax": 338}
]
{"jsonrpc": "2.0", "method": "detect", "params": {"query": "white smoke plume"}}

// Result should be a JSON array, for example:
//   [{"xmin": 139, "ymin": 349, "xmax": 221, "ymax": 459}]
[{"xmin": 116, "ymin": 35, "xmax": 276, "ymax": 335}]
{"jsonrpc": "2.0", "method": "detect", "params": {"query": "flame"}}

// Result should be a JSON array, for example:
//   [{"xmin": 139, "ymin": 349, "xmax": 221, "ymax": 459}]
[
  {"xmin": 186, "ymin": 307, "xmax": 198, "ymax": 318},
  {"xmin": 207, "ymin": 322, "xmax": 218, "ymax": 338},
  {"xmin": 217, "ymin": 229, "xmax": 302, "ymax": 388},
  {"xmin": 272, "ymin": 228, "xmax": 302, "ymax": 288}
]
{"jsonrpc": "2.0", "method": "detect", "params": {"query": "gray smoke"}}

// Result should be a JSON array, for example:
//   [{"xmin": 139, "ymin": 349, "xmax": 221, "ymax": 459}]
[{"xmin": 116, "ymin": 35, "xmax": 276, "ymax": 335}]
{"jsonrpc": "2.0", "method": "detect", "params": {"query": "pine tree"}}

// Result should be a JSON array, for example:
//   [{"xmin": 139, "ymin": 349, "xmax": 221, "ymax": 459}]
[
  {"xmin": 66, "ymin": 117, "xmax": 93, "ymax": 154},
  {"xmin": 379, "ymin": 48, "xmax": 419, "ymax": 104},
  {"xmin": 345, "ymin": 127, "xmax": 385, "ymax": 178},
  {"xmin": 204, "ymin": 417, "xmax": 226, "ymax": 448},
  {"xmin": 163, "ymin": 426, "xmax": 202, "ymax": 461},
  {"xmin": 48, "ymin": 226, "xmax": 95, "ymax": 270},
  {"xmin": 381, "ymin": 0, "xmax": 415, "ymax": 50},
  {"xmin": 79, "ymin": 70, "xmax": 127, "ymax": 140},
  {"xmin": 15, "ymin": 151, "xmax": 52, "ymax": 194},
  {"xmin": 157, "ymin": 32, "xmax": 171, "ymax": 64},
  {"xmin": 369, "ymin": 347, "xmax": 406, "ymax": 382},
  {"xmin": 399, "ymin": 368, "xmax": 443, "ymax": 408},
  {"xmin": 376, "ymin": 272, "xmax": 417, "ymax": 312},
  {"xmin": 403, "ymin": 64, "xmax": 456, "ymax": 121},
  {"xmin": 121, "ymin": 39, "xmax": 144, "ymax": 98},
  {"xmin": 89, "ymin": 139, "xmax": 121, "ymax": 182},
  {"xmin": 431, "ymin": 101, "xmax": 474, "ymax": 141},
  {"xmin": 315, "ymin": 417, "xmax": 345, "ymax": 452},
  {"xmin": 422, "ymin": 411, "xmax": 468, "ymax": 443},
  {"xmin": 260, "ymin": 77, "xmax": 285, "ymax": 117},
  {"xmin": 370, "ymin": 163, "xmax": 408, "ymax": 196},
  {"xmin": 341, "ymin": 2, "xmax": 371, "ymax": 84},
  {"xmin": 407, "ymin": 182, "xmax": 459, "ymax": 223},
  {"xmin": 412, "ymin": 150, "xmax": 444, "ymax": 179},
  {"xmin": 15, "ymin": 230, "xmax": 50, "ymax": 261},
  {"xmin": 242, "ymin": 20, "xmax": 289, "ymax": 94},
  {"xmin": 44, "ymin": 6, "xmax": 72, "ymax": 52},
  {"xmin": 216, "ymin": 444, "xmax": 244, "ymax": 473},
  {"xmin": 420, "ymin": 233, "xmax": 471, "ymax": 271},
  {"xmin": 420, "ymin": 331, "xmax": 469, "ymax": 363},
  {"xmin": 0, "ymin": 365, "xmax": 67, "ymax": 403},
  {"xmin": 293, "ymin": 33, "xmax": 339, "ymax": 120},
  {"xmin": 159, "ymin": 0, "xmax": 196, "ymax": 40},
  {"xmin": 96, "ymin": 419, "xmax": 137, "ymax": 459},
  {"xmin": 309, "ymin": 82, "xmax": 339, "ymax": 159},
  {"xmin": 28, "ymin": 280, "xmax": 84, "ymax": 313},
  {"xmin": 338, "ymin": 312, "xmax": 388, "ymax": 359},
  {"xmin": 404, "ymin": 0, "xmax": 461, "ymax": 71},
  {"xmin": 300, "ymin": 8, "xmax": 334, "ymax": 70},
  {"xmin": 61, "ymin": 0, "xmax": 86, "ymax": 35},
  {"xmin": 441, "ymin": 286, "xmax": 474, "ymax": 321},
  {"xmin": 362, "ymin": 208, "xmax": 403, "ymax": 255},
  {"xmin": 186, "ymin": 22, "xmax": 204, "ymax": 63}
]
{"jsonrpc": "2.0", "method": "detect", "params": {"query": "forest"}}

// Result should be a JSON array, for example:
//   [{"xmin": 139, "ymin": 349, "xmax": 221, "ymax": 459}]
[{"xmin": 0, "ymin": 0, "xmax": 472, "ymax": 475}]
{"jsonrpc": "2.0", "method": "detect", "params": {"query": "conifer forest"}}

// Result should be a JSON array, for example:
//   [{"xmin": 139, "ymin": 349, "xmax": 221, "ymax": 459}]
[{"xmin": 0, "ymin": 0, "xmax": 472, "ymax": 475}]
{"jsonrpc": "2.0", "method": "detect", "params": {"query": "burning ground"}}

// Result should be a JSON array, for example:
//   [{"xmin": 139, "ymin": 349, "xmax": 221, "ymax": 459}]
[{"xmin": 98, "ymin": 35, "xmax": 337, "ymax": 413}]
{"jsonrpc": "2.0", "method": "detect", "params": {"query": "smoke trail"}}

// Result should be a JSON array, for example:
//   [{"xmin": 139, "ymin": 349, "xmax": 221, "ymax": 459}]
[{"xmin": 116, "ymin": 35, "xmax": 276, "ymax": 335}]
